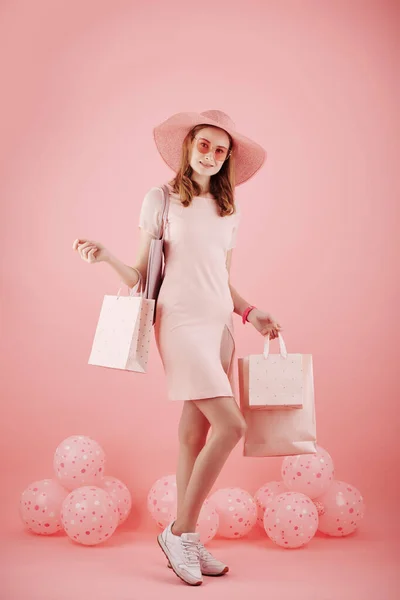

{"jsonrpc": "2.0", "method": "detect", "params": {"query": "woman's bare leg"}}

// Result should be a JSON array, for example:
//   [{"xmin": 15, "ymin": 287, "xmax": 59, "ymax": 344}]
[
  {"xmin": 175, "ymin": 401, "xmax": 211, "ymax": 518},
  {"xmin": 172, "ymin": 396, "xmax": 247, "ymax": 535}
]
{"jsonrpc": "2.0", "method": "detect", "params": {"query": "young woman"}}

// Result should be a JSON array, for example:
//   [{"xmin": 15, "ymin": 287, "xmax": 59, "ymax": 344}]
[{"xmin": 73, "ymin": 109, "xmax": 282, "ymax": 586}]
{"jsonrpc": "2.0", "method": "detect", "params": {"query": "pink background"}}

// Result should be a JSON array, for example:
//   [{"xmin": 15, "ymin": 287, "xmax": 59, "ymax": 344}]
[{"xmin": 1, "ymin": 1, "xmax": 399, "ymax": 598}]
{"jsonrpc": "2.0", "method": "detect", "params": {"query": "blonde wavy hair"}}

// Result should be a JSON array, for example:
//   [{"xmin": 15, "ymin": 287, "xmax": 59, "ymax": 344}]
[{"xmin": 168, "ymin": 124, "xmax": 237, "ymax": 217}]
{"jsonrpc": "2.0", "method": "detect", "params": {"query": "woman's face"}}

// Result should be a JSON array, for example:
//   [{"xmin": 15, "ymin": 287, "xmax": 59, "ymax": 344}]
[{"xmin": 189, "ymin": 126, "xmax": 231, "ymax": 177}]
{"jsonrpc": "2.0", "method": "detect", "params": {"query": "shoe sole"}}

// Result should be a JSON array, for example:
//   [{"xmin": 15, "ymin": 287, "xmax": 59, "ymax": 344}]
[
  {"xmin": 167, "ymin": 561, "xmax": 229, "ymax": 576},
  {"xmin": 157, "ymin": 534, "xmax": 203, "ymax": 586}
]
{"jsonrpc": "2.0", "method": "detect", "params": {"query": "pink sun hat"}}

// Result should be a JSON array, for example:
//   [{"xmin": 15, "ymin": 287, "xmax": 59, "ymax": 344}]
[{"xmin": 153, "ymin": 109, "xmax": 267, "ymax": 186}]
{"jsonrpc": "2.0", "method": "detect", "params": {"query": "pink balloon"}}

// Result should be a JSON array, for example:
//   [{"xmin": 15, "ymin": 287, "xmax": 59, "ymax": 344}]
[
  {"xmin": 98, "ymin": 476, "xmax": 132, "ymax": 526},
  {"xmin": 196, "ymin": 499, "xmax": 219, "ymax": 544},
  {"xmin": 281, "ymin": 445, "xmax": 334, "ymax": 499},
  {"xmin": 254, "ymin": 481, "xmax": 288, "ymax": 528},
  {"xmin": 209, "ymin": 487, "xmax": 257, "ymax": 539},
  {"xmin": 312, "ymin": 499, "xmax": 325, "ymax": 516},
  {"xmin": 264, "ymin": 491, "xmax": 319, "ymax": 548},
  {"xmin": 315, "ymin": 480, "xmax": 365, "ymax": 537},
  {"xmin": 147, "ymin": 474, "xmax": 177, "ymax": 528},
  {"xmin": 54, "ymin": 435, "xmax": 106, "ymax": 491},
  {"xmin": 61, "ymin": 486, "xmax": 119, "ymax": 545},
  {"xmin": 19, "ymin": 478, "xmax": 69, "ymax": 535}
]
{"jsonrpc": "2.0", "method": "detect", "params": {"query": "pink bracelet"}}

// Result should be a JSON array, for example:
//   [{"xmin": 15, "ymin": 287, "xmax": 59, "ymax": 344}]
[{"xmin": 242, "ymin": 305, "xmax": 256, "ymax": 324}]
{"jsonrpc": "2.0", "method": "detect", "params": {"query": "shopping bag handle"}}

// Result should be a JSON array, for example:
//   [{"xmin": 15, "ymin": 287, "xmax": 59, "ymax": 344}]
[{"xmin": 263, "ymin": 332, "xmax": 288, "ymax": 359}]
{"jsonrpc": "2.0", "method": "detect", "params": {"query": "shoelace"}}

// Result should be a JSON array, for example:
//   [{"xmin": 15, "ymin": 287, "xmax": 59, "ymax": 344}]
[
  {"xmin": 198, "ymin": 543, "xmax": 213, "ymax": 562},
  {"xmin": 182, "ymin": 539, "xmax": 200, "ymax": 566}
]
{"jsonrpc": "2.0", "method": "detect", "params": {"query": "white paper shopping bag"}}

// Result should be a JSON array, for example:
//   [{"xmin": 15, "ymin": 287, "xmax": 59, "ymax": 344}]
[
  {"xmin": 88, "ymin": 278, "xmax": 155, "ymax": 373},
  {"xmin": 248, "ymin": 334, "xmax": 305, "ymax": 409}
]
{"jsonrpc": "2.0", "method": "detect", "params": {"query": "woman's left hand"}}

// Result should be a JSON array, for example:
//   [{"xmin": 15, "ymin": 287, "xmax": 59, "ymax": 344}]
[{"xmin": 247, "ymin": 308, "xmax": 282, "ymax": 340}]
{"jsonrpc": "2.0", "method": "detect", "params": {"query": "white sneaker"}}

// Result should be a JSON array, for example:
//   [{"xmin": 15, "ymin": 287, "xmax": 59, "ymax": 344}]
[
  {"xmin": 158, "ymin": 521, "xmax": 203, "ymax": 586},
  {"xmin": 167, "ymin": 540, "xmax": 229, "ymax": 576}
]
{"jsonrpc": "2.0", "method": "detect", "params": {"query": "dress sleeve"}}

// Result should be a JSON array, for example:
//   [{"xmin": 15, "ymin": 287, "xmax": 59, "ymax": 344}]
[
  {"xmin": 227, "ymin": 202, "xmax": 241, "ymax": 250},
  {"xmin": 138, "ymin": 186, "xmax": 164, "ymax": 238}
]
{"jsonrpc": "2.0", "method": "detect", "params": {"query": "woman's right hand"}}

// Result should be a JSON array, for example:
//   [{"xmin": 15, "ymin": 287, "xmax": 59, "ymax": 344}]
[{"xmin": 72, "ymin": 239, "xmax": 111, "ymax": 264}]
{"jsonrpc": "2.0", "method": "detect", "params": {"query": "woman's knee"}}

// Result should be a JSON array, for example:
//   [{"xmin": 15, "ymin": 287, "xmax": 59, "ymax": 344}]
[
  {"xmin": 178, "ymin": 427, "xmax": 209, "ymax": 448},
  {"xmin": 215, "ymin": 417, "xmax": 247, "ymax": 446},
  {"xmin": 177, "ymin": 400, "xmax": 211, "ymax": 448},
  {"xmin": 193, "ymin": 396, "xmax": 247, "ymax": 444},
  {"xmin": 230, "ymin": 419, "xmax": 247, "ymax": 441}
]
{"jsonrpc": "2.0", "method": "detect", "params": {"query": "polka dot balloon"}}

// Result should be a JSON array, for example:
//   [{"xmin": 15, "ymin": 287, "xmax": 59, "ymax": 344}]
[
  {"xmin": 98, "ymin": 476, "xmax": 132, "ymax": 526},
  {"xmin": 61, "ymin": 486, "xmax": 119, "ymax": 545},
  {"xmin": 209, "ymin": 487, "xmax": 257, "ymax": 539},
  {"xmin": 264, "ymin": 491, "xmax": 319, "ymax": 548},
  {"xmin": 147, "ymin": 474, "xmax": 177, "ymax": 528},
  {"xmin": 254, "ymin": 481, "xmax": 288, "ymax": 528},
  {"xmin": 196, "ymin": 498, "xmax": 220, "ymax": 544},
  {"xmin": 281, "ymin": 445, "xmax": 334, "ymax": 499},
  {"xmin": 19, "ymin": 478, "xmax": 69, "ymax": 535},
  {"xmin": 53, "ymin": 435, "xmax": 106, "ymax": 491},
  {"xmin": 315, "ymin": 480, "xmax": 365, "ymax": 537}
]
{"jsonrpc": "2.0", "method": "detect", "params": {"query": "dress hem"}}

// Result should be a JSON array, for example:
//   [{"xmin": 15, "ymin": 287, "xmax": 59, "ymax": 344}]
[{"xmin": 168, "ymin": 393, "xmax": 236, "ymax": 402}]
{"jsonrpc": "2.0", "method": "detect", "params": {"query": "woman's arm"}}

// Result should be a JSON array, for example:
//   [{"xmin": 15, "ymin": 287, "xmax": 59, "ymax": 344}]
[
  {"xmin": 106, "ymin": 254, "xmax": 141, "ymax": 289},
  {"xmin": 226, "ymin": 249, "xmax": 282, "ymax": 338},
  {"xmin": 229, "ymin": 283, "xmax": 251, "ymax": 319},
  {"xmin": 226, "ymin": 249, "xmax": 250, "ymax": 319},
  {"xmin": 106, "ymin": 228, "xmax": 155, "ymax": 290}
]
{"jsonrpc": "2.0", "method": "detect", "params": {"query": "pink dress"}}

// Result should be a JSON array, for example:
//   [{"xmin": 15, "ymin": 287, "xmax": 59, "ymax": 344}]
[{"xmin": 138, "ymin": 182, "xmax": 241, "ymax": 402}]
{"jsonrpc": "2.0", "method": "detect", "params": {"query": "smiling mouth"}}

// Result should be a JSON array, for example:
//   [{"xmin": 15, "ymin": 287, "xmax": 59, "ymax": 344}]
[{"xmin": 200, "ymin": 162, "xmax": 213, "ymax": 168}]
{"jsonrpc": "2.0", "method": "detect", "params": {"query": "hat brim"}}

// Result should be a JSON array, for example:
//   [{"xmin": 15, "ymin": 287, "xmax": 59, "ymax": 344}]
[{"xmin": 153, "ymin": 111, "xmax": 266, "ymax": 186}]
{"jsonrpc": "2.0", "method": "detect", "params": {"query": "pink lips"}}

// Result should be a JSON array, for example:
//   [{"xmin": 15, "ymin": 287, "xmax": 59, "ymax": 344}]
[{"xmin": 200, "ymin": 162, "xmax": 213, "ymax": 168}]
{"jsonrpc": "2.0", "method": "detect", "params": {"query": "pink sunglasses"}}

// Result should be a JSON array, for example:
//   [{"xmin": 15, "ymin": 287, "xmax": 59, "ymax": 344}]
[{"xmin": 193, "ymin": 136, "xmax": 232, "ymax": 162}]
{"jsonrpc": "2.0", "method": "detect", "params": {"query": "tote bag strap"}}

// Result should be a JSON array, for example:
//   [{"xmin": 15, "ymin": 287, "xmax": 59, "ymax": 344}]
[
  {"xmin": 141, "ymin": 183, "xmax": 170, "ymax": 301},
  {"xmin": 118, "ymin": 184, "xmax": 170, "ymax": 298},
  {"xmin": 158, "ymin": 183, "xmax": 170, "ymax": 239}
]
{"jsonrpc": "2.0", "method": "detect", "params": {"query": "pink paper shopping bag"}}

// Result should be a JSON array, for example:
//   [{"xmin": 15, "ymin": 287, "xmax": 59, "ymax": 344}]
[
  {"xmin": 238, "ymin": 335, "xmax": 317, "ymax": 457},
  {"xmin": 88, "ymin": 277, "xmax": 154, "ymax": 373},
  {"xmin": 247, "ymin": 333, "xmax": 304, "ymax": 409}
]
